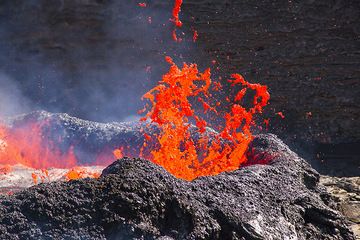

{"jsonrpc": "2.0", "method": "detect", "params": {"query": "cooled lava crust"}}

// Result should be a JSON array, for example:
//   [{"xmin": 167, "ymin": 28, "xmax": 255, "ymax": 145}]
[{"xmin": 0, "ymin": 134, "xmax": 355, "ymax": 239}]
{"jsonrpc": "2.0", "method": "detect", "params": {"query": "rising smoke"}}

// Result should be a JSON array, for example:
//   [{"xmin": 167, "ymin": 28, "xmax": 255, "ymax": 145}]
[
  {"xmin": 0, "ymin": 72, "xmax": 32, "ymax": 117},
  {"xmin": 0, "ymin": 0, "xmax": 195, "ymax": 122}
]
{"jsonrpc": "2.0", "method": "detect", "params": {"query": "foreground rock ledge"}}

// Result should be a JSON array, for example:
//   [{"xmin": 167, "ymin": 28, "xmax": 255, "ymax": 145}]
[{"xmin": 0, "ymin": 134, "xmax": 354, "ymax": 240}]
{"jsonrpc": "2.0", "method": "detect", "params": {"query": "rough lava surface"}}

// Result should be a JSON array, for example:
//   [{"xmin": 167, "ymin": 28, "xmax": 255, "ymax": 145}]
[{"xmin": 0, "ymin": 133, "xmax": 355, "ymax": 239}]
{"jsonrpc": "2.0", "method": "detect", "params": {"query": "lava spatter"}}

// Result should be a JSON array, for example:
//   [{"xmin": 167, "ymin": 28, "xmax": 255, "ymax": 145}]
[
  {"xmin": 172, "ymin": 0, "xmax": 183, "ymax": 28},
  {"xmin": 141, "ymin": 57, "xmax": 270, "ymax": 180},
  {"xmin": 171, "ymin": 0, "xmax": 183, "ymax": 41}
]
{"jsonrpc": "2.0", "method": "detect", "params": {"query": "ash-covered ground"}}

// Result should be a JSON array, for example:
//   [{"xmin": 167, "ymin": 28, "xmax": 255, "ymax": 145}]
[{"xmin": 0, "ymin": 112, "xmax": 356, "ymax": 239}]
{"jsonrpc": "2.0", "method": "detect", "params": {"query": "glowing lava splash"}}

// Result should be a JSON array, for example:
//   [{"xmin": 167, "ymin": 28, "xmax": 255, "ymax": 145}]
[
  {"xmin": 140, "ymin": 57, "xmax": 270, "ymax": 181},
  {"xmin": 0, "ymin": 120, "xmax": 102, "ymax": 182},
  {"xmin": 0, "ymin": 120, "xmax": 77, "ymax": 169}
]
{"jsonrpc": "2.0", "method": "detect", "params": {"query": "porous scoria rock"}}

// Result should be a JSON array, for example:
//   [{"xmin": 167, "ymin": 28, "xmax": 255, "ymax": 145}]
[{"xmin": 0, "ymin": 134, "xmax": 355, "ymax": 239}]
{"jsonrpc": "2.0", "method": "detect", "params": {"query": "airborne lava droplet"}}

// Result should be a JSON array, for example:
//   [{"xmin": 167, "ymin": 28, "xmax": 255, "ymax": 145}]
[
  {"xmin": 171, "ymin": 0, "xmax": 183, "ymax": 41},
  {"xmin": 31, "ymin": 173, "xmax": 38, "ymax": 185},
  {"xmin": 264, "ymin": 119, "xmax": 270, "ymax": 130},
  {"xmin": 113, "ymin": 148, "xmax": 124, "ymax": 159},
  {"xmin": 172, "ymin": 0, "xmax": 183, "ymax": 27},
  {"xmin": 193, "ymin": 29, "xmax": 198, "ymax": 42},
  {"xmin": 276, "ymin": 111, "xmax": 285, "ymax": 119}
]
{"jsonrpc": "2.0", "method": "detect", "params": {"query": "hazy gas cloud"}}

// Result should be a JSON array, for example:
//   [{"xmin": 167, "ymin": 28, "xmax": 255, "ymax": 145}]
[
  {"xmin": 0, "ymin": 72, "xmax": 32, "ymax": 118},
  {"xmin": 0, "ymin": 0, "xmax": 195, "ymax": 122}
]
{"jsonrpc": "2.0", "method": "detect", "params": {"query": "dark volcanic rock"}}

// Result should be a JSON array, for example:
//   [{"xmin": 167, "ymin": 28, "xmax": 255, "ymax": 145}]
[{"xmin": 0, "ymin": 134, "xmax": 354, "ymax": 239}]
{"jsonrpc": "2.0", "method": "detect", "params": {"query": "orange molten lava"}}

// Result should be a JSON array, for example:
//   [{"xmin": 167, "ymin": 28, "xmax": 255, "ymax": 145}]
[
  {"xmin": 31, "ymin": 172, "xmax": 38, "ymax": 185},
  {"xmin": 65, "ymin": 167, "xmax": 100, "ymax": 181},
  {"xmin": 113, "ymin": 148, "xmax": 124, "ymax": 159},
  {"xmin": 141, "ymin": 57, "xmax": 270, "ymax": 180},
  {"xmin": 0, "ymin": 120, "xmax": 110, "ymax": 182},
  {"xmin": 0, "ymin": 121, "xmax": 77, "ymax": 169},
  {"xmin": 171, "ymin": 0, "xmax": 183, "ymax": 41},
  {"xmin": 31, "ymin": 169, "xmax": 50, "ymax": 184},
  {"xmin": 172, "ymin": 0, "xmax": 183, "ymax": 27}
]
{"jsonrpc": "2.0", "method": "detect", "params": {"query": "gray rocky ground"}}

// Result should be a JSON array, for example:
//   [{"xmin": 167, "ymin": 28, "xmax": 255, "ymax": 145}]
[{"xmin": 320, "ymin": 176, "xmax": 360, "ymax": 239}]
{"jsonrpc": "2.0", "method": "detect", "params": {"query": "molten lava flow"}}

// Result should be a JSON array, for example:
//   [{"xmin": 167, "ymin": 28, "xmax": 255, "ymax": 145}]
[
  {"xmin": 0, "ymin": 120, "xmax": 109, "ymax": 183},
  {"xmin": 0, "ymin": 121, "xmax": 78, "ymax": 169},
  {"xmin": 65, "ymin": 167, "xmax": 101, "ymax": 181},
  {"xmin": 141, "ymin": 57, "xmax": 270, "ymax": 180}
]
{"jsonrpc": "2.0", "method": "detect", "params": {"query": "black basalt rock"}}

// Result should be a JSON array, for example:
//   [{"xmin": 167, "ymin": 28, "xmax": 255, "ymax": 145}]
[{"xmin": 0, "ymin": 134, "xmax": 355, "ymax": 239}]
